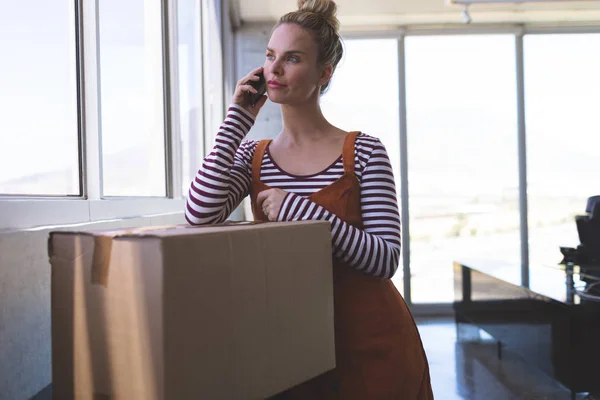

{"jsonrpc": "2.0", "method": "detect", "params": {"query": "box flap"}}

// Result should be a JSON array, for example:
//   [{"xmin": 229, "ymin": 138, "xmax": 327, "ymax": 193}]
[
  {"xmin": 48, "ymin": 222, "xmax": 266, "ymax": 287},
  {"xmin": 49, "ymin": 220, "xmax": 330, "ymax": 291}
]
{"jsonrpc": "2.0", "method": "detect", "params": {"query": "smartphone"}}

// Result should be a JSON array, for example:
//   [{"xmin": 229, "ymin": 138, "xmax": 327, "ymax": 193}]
[{"xmin": 248, "ymin": 71, "xmax": 267, "ymax": 107}]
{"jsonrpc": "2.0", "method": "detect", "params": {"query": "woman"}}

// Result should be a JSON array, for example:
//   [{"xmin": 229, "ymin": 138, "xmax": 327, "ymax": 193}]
[{"xmin": 185, "ymin": 0, "xmax": 433, "ymax": 398}]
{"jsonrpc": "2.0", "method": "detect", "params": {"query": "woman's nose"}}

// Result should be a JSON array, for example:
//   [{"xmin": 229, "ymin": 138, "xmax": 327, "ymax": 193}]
[{"xmin": 270, "ymin": 59, "xmax": 283, "ymax": 75}]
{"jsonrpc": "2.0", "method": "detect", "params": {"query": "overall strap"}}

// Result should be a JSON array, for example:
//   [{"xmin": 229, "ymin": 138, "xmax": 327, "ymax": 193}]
[
  {"xmin": 342, "ymin": 131, "xmax": 360, "ymax": 174},
  {"xmin": 252, "ymin": 139, "xmax": 272, "ymax": 183}
]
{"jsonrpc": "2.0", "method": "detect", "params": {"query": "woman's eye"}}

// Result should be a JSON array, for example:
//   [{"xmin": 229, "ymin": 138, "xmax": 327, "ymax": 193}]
[
  {"xmin": 288, "ymin": 56, "xmax": 299, "ymax": 63},
  {"xmin": 266, "ymin": 53, "xmax": 274, "ymax": 60}
]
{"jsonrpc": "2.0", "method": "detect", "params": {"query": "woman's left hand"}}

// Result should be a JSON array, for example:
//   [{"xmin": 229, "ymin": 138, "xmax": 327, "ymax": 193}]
[{"xmin": 257, "ymin": 188, "xmax": 288, "ymax": 221}]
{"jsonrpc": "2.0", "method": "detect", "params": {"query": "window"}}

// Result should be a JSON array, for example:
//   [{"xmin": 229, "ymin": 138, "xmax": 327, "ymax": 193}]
[
  {"xmin": 524, "ymin": 34, "xmax": 600, "ymax": 267},
  {"xmin": 0, "ymin": 1, "xmax": 80, "ymax": 196},
  {"xmin": 178, "ymin": 0, "xmax": 204, "ymax": 196},
  {"xmin": 405, "ymin": 35, "xmax": 519, "ymax": 303},
  {"xmin": 0, "ymin": 0, "xmax": 211, "ymax": 230},
  {"xmin": 320, "ymin": 38, "xmax": 402, "ymax": 292},
  {"xmin": 98, "ymin": 0, "xmax": 167, "ymax": 197}
]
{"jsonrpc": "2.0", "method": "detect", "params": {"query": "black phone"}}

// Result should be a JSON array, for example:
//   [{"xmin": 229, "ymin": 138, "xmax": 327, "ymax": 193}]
[{"xmin": 248, "ymin": 71, "xmax": 267, "ymax": 107}]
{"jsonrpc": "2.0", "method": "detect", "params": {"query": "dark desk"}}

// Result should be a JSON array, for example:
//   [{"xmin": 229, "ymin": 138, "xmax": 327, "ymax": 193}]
[{"xmin": 453, "ymin": 260, "xmax": 600, "ymax": 396}]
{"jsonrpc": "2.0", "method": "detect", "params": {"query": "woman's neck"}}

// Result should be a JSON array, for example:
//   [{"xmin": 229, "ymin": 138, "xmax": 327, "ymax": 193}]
[{"xmin": 278, "ymin": 101, "xmax": 334, "ymax": 147}]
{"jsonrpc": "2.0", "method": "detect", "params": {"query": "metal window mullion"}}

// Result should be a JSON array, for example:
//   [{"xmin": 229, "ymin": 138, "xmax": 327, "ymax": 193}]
[
  {"xmin": 74, "ymin": 0, "xmax": 85, "ymax": 198},
  {"xmin": 406, "ymin": 25, "xmax": 523, "ymax": 36},
  {"xmin": 201, "ymin": 0, "xmax": 211, "ymax": 157},
  {"xmin": 79, "ymin": 0, "xmax": 103, "ymax": 202},
  {"xmin": 221, "ymin": 0, "xmax": 230, "ymax": 115},
  {"xmin": 190, "ymin": 0, "xmax": 205, "ymax": 175},
  {"xmin": 524, "ymin": 24, "xmax": 600, "ymax": 35},
  {"xmin": 339, "ymin": 24, "xmax": 600, "ymax": 39},
  {"xmin": 341, "ymin": 28, "xmax": 407, "ymax": 39},
  {"xmin": 162, "ymin": 0, "xmax": 182, "ymax": 199},
  {"xmin": 223, "ymin": 0, "xmax": 239, "ymax": 115},
  {"xmin": 516, "ymin": 32, "xmax": 530, "ymax": 287},
  {"xmin": 201, "ymin": 0, "xmax": 225, "ymax": 153},
  {"xmin": 216, "ymin": 0, "xmax": 225, "ymax": 124},
  {"xmin": 398, "ymin": 36, "xmax": 412, "ymax": 306}
]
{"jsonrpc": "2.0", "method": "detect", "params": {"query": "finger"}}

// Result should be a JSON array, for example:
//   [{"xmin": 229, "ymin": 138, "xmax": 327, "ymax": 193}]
[
  {"xmin": 256, "ymin": 190, "xmax": 270, "ymax": 207},
  {"xmin": 239, "ymin": 84, "xmax": 258, "ymax": 94},
  {"xmin": 238, "ymin": 76, "xmax": 259, "ymax": 88},
  {"xmin": 241, "ymin": 67, "xmax": 263, "ymax": 84},
  {"xmin": 244, "ymin": 75, "xmax": 260, "ymax": 83}
]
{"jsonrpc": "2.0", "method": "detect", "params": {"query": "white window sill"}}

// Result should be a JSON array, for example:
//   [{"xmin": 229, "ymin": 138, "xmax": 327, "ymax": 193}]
[{"xmin": 0, "ymin": 198, "xmax": 186, "ymax": 231}]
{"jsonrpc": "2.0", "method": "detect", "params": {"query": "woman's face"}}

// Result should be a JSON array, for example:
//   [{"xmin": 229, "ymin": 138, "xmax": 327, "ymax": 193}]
[{"xmin": 263, "ymin": 23, "xmax": 331, "ymax": 105}]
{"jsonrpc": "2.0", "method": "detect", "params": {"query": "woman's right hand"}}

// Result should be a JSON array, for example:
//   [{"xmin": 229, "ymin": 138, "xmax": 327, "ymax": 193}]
[{"xmin": 233, "ymin": 67, "xmax": 268, "ymax": 118}]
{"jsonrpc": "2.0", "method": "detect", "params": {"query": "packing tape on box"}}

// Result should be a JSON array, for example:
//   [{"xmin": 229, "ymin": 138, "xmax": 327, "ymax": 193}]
[
  {"xmin": 91, "ymin": 235, "xmax": 113, "ymax": 287},
  {"xmin": 90, "ymin": 225, "xmax": 175, "ymax": 287},
  {"xmin": 90, "ymin": 221, "xmax": 266, "ymax": 287}
]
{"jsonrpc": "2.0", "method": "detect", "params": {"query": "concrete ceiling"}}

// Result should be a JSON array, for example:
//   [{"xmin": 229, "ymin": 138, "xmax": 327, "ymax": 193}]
[{"xmin": 236, "ymin": 0, "xmax": 600, "ymax": 28}]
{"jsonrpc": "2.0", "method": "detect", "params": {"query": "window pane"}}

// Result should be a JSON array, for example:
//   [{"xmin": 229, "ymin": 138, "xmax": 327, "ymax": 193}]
[
  {"xmin": 178, "ymin": 0, "xmax": 204, "ymax": 196},
  {"xmin": 525, "ymin": 34, "xmax": 600, "ymax": 267},
  {"xmin": 0, "ymin": 1, "xmax": 80, "ymax": 196},
  {"xmin": 406, "ymin": 35, "xmax": 519, "ymax": 303},
  {"xmin": 320, "ymin": 39, "xmax": 403, "ymax": 293},
  {"xmin": 99, "ymin": 0, "xmax": 166, "ymax": 197},
  {"xmin": 201, "ymin": 0, "xmax": 225, "ymax": 148}
]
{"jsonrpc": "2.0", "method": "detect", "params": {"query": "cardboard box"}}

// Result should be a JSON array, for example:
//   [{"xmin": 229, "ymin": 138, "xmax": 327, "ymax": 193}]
[{"xmin": 49, "ymin": 221, "xmax": 335, "ymax": 399}]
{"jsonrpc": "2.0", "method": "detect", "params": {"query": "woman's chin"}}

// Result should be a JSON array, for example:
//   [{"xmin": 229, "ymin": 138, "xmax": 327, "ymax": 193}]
[
  {"xmin": 267, "ymin": 94, "xmax": 312, "ymax": 106},
  {"xmin": 267, "ymin": 95, "xmax": 289, "ymax": 105}
]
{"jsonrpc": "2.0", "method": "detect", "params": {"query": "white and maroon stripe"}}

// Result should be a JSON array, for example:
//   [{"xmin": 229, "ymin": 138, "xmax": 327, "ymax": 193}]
[
  {"xmin": 276, "ymin": 140, "xmax": 401, "ymax": 279},
  {"xmin": 185, "ymin": 104, "xmax": 401, "ymax": 279},
  {"xmin": 185, "ymin": 105, "xmax": 256, "ymax": 225}
]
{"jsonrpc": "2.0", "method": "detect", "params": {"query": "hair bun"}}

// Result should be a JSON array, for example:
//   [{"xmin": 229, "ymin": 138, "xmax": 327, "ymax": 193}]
[{"xmin": 297, "ymin": 0, "xmax": 339, "ymax": 31}]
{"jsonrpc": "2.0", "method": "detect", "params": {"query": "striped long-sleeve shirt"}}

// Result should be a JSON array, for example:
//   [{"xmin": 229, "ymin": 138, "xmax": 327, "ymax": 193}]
[{"xmin": 186, "ymin": 104, "xmax": 401, "ymax": 279}]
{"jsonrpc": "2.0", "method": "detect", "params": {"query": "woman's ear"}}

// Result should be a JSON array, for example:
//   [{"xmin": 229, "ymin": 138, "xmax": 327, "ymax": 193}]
[{"xmin": 318, "ymin": 64, "xmax": 333, "ymax": 87}]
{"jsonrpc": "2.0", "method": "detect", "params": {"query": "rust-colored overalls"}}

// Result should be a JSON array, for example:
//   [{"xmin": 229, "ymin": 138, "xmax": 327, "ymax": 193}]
[{"xmin": 251, "ymin": 132, "xmax": 434, "ymax": 399}]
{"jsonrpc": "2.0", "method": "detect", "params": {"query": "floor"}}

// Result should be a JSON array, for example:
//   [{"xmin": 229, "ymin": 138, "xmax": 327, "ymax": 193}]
[
  {"xmin": 417, "ymin": 317, "xmax": 597, "ymax": 400},
  {"xmin": 32, "ymin": 317, "xmax": 597, "ymax": 400}
]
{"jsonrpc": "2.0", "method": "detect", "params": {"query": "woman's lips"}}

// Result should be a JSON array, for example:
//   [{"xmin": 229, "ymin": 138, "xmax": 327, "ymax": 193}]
[{"xmin": 268, "ymin": 80, "xmax": 286, "ymax": 89}]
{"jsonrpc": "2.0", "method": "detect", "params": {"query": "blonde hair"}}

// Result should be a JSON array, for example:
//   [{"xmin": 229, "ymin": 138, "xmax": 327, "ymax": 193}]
[{"xmin": 276, "ymin": 0, "xmax": 343, "ymax": 94}]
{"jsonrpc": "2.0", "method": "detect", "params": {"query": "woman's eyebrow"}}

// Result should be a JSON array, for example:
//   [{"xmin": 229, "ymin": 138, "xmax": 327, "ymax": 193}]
[{"xmin": 266, "ymin": 47, "xmax": 306, "ymax": 55}]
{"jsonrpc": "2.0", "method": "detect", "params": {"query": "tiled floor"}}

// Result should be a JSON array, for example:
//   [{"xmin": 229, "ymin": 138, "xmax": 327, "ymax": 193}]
[
  {"xmin": 417, "ymin": 317, "xmax": 598, "ymax": 400},
  {"xmin": 32, "ymin": 317, "xmax": 598, "ymax": 400}
]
